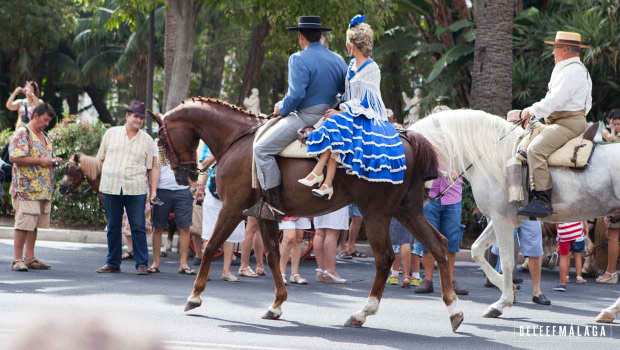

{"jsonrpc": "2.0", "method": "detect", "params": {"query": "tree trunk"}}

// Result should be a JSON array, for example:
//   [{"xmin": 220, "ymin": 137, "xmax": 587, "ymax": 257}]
[
  {"xmin": 470, "ymin": 0, "xmax": 513, "ymax": 116},
  {"xmin": 85, "ymin": 85, "xmax": 114, "ymax": 125},
  {"xmin": 432, "ymin": 0, "xmax": 454, "ymax": 47},
  {"xmin": 237, "ymin": 17, "xmax": 271, "ymax": 105},
  {"xmin": 199, "ymin": 14, "xmax": 227, "ymax": 98},
  {"xmin": 131, "ymin": 56, "xmax": 148, "ymax": 102},
  {"xmin": 164, "ymin": 0, "xmax": 202, "ymax": 112}
]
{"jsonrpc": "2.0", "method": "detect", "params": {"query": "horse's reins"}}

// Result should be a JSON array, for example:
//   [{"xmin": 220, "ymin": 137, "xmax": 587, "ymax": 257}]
[{"xmin": 430, "ymin": 111, "xmax": 526, "ymax": 201}]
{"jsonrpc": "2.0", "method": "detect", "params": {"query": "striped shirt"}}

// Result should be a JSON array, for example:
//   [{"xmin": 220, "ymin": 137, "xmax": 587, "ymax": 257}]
[
  {"xmin": 557, "ymin": 222, "xmax": 585, "ymax": 243},
  {"xmin": 96, "ymin": 126, "xmax": 155, "ymax": 195}
]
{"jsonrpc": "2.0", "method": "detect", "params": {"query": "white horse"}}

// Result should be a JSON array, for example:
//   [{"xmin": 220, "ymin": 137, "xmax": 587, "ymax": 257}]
[{"xmin": 409, "ymin": 109, "xmax": 620, "ymax": 317}]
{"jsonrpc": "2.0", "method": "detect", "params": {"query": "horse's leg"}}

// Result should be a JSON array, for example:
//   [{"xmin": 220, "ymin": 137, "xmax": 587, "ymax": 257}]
[
  {"xmin": 396, "ymin": 211, "xmax": 463, "ymax": 332},
  {"xmin": 185, "ymin": 209, "xmax": 242, "ymax": 311},
  {"xmin": 345, "ymin": 214, "xmax": 392, "ymax": 328},
  {"xmin": 257, "ymin": 218, "xmax": 287, "ymax": 320},
  {"xmin": 482, "ymin": 218, "xmax": 516, "ymax": 318},
  {"xmin": 470, "ymin": 221, "xmax": 504, "ymax": 289}
]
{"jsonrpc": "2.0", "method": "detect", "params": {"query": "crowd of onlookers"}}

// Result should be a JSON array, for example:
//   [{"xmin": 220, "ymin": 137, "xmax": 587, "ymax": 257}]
[{"xmin": 4, "ymin": 90, "xmax": 619, "ymax": 309}]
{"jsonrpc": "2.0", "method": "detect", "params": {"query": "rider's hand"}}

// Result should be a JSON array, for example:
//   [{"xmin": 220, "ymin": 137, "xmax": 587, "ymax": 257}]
[
  {"xmin": 323, "ymin": 109, "xmax": 339, "ymax": 118},
  {"xmin": 521, "ymin": 108, "xmax": 533, "ymax": 121},
  {"xmin": 273, "ymin": 104, "xmax": 281, "ymax": 116}
]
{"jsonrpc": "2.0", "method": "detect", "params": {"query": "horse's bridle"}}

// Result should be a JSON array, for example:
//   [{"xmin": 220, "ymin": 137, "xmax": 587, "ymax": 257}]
[{"xmin": 159, "ymin": 115, "xmax": 266, "ymax": 176}]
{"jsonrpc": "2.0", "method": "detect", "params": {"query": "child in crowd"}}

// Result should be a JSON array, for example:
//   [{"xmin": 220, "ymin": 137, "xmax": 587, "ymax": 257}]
[
  {"xmin": 553, "ymin": 221, "xmax": 587, "ymax": 292},
  {"xmin": 387, "ymin": 219, "xmax": 421, "ymax": 287}
]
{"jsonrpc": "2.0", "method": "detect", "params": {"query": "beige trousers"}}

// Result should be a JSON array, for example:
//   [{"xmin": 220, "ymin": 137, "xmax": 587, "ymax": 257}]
[{"xmin": 527, "ymin": 111, "xmax": 586, "ymax": 191}]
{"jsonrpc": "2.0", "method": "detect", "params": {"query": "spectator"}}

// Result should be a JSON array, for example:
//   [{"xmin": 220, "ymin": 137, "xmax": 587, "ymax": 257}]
[
  {"xmin": 279, "ymin": 217, "xmax": 310, "ymax": 285},
  {"xmin": 413, "ymin": 176, "xmax": 468, "ymax": 295},
  {"xmin": 195, "ymin": 144, "xmax": 243, "ymax": 282},
  {"xmin": 489, "ymin": 220, "xmax": 552, "ymax": 305},
  {"xmin": 553, "ymin": 221, "xmax": 587, "ymax": 292},
  {"xmin": 338, "ymin": 205, "xmax": 365, "ymax": 259},
  {"xmin": 387, "ymin": 218, "xmax": 420, "ymax": 287},
  {"xmin": 313, "ymin": 207, "xmax": 349, "ymax": 283},
  {"xmin": 9, "ymin": 103, "xmax": 62, "ymax": 272},
  {"xmin": 598, "ymin": 109, "xmax": 620, "ymax": 284},
  {"xmin": 239, "ymin": 217, "xmax": 265, "ymax": 277},
  {"xmin": 147, "ymin": 142, "xmax": 195, "ymax": 275},
  {"xmin": 95, "ymin": 100, "xmax": 157, "ymax": 275},
  {"xmin": 597, "ymin": 215, "xmax": 619, "ymax": 284},
  {"xmin": 6, "ymin": 81, "xmax": 43, "ymax": 129}
]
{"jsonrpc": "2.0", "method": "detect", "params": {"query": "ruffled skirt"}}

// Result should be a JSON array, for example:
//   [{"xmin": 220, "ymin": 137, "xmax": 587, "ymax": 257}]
[{"xmin": 306, "ymin": 112, "xmax": 406, "ymax": 184}]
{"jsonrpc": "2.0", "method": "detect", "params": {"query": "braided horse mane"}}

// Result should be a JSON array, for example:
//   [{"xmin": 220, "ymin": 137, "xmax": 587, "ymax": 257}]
[{"xmin": 156, "ymin": 97, "xmax": 272, "ymax": 166}]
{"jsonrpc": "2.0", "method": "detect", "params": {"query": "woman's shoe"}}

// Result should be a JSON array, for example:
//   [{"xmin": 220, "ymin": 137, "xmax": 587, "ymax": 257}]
[
  {"xmin": 289, "ymin": 273, "xmax": 308, "ymax": 285},
  {"xmin": 322, "ymin": 271, "xmax": 346, "ymax": 284},
  {"xmin": 312, "ymin": 185, "xmax": 334, "ymax": 200},
  {"xmin": 238, "ymin": 266, "xmax": 258, "ymax": 278},
  {"xmin": 298, "ymin": 172, "xmax": 324, "ymax": 187},
  {"xmin": 596, "ymin": 272, "xmax": 618, "ymax": 284},
  {"xmin": 315, "ymin": 268, "xmax": 326, "ymax": 282},
  {"xmin": 221, "ymin": 272, "xmax": 239, "ymax": 282}
]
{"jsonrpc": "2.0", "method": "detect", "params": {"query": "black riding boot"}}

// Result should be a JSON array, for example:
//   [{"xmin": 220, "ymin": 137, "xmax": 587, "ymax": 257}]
[
  {"xmin": 241, "ymin": 187, "xmax": 285, "ymax": 221},
  {"xmin": 517, "ymin": 190, "xmax": 553, "ymax": 218}
]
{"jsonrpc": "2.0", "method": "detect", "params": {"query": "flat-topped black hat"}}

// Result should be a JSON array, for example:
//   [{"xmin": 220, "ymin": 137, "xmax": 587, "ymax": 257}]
[{"xmin": 287, "ymin": 16, "xmax": 331, "ymax": 32}]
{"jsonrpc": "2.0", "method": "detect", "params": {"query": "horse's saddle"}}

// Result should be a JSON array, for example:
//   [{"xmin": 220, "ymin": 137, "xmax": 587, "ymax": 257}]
[
  {"xmin": 253, "ymin": 117, "xmax": 322, "ymax": 159},
  {"xmin": 514, "ymin": 118, "xmax": 598, "ymax": 169},
  {"xmin": 250, "ymin": 118, "xmax": 322, "ymax": 189}
]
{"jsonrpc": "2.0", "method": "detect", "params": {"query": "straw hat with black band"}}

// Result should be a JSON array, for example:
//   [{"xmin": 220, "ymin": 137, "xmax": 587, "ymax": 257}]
[{"xmin": 544, "ymin": 31, "xmax": 591, "ymax": 48}]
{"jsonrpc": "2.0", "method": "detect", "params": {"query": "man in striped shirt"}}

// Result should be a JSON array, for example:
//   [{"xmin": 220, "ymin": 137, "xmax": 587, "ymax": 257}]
[
  {"xmin": 95, "ymin": 100, "xmax": 157, "ymax": 275},
  {"xmin": 554, "ymin": 221, "xmax": 587, "ymax": 291}
]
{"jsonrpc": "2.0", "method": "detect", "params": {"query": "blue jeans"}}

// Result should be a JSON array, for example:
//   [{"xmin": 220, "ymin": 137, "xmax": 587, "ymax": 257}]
[
  {"xmin": 103, "ymin": 193, "xmax": 148, "ymax": 269},
  {"xmin": 414, "ymin": 200, "xmax": 464, "ymax": 256}
]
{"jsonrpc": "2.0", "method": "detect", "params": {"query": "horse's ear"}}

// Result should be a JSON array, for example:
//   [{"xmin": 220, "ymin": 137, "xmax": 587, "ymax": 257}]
[
  {"xmin": 148, "ymin": 110, "xmax": 164, "ymax": 126},
  {"xmin": 73, "ymin": 154, "xmax": 80, "ymax": 163}
]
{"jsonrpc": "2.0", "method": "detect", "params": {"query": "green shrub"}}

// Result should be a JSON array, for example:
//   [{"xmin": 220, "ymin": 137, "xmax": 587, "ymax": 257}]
[{"xmin": 49, "ymin": 121, "xmax": 108, "ymax": 227}]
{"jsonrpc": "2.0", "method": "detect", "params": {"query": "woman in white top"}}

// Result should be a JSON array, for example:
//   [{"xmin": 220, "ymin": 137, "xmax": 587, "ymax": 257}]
[
  {"xmin": 313, "ymin": 207, "xmax": 350, "ymax": 283},
  {"xmin": 279, "ymin": 217, "xmax": 311, "ymax": 285},
  {"xmin": 6, "ymin": 81, "xmax": 43, "ymax": 129}
]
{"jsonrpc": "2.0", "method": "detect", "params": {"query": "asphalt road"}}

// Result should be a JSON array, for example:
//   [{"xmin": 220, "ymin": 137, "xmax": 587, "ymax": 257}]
[{"xmin": 0, "ymin": 239, "xmax": 618, "ymax": 350}]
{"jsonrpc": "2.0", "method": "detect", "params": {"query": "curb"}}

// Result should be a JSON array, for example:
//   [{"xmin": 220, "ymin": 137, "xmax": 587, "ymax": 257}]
[
  {"xmin": 0, "ymin": 225, "xmax": 107, "ymax": 244},
  {"xmin": 0, "ymin": 225, "xmax": 475, "ymax": 263}
]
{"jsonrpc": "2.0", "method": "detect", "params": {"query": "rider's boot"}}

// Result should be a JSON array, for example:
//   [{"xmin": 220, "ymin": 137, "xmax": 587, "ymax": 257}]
[
  {"xmin": 242, "ymin": 187, "xmax": 285, "ymax": 221},
  {"xmin": 517, "ymin": 189, "xmax": 553, "ymax": 218}
]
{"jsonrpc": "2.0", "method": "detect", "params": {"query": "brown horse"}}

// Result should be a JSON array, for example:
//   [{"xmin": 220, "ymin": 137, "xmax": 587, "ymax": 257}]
[
  {"xmin": 59, "ymin": 154, "xmax": 102, "ymax": 200},
  {"xmin": 154, "ymin": 97, "xmax": 464, "ymax": 331}
]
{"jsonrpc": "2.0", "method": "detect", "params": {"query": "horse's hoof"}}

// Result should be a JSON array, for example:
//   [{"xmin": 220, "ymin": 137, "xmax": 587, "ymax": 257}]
[
  {"xmin": 184, "ymin": 299, "xmax": 202, "ymax": 312},
  {"xmin": 262, "ymin": 310, "xmax": 282, "ymax": 320},
  {"xmin": 344, "ymin": 316, "xmax": 364, "ymax": 328},
  {"xmin": 482, "ymin": 307, "xmax": 502, "ymax": 318},
  {"xmin": 450, "ymin": 312, "xmax": 464, "ymax": 332}
]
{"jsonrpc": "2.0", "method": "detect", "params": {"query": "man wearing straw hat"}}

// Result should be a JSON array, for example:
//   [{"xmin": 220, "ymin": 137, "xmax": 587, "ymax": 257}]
[{"xmin": 518, "ymin": 31, "xmax": 592, "ymax": 218}]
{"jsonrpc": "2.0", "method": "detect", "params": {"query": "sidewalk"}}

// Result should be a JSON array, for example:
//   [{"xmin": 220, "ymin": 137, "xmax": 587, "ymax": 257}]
[{"xmin": 0, "ymin": 225, "xmax": 474, "ymax": 262}]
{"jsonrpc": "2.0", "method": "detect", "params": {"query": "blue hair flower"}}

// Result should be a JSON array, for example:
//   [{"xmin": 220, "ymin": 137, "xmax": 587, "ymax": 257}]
[{"xmin": 349, "ymin": 14, "xmax": 365, "ymax": 29}]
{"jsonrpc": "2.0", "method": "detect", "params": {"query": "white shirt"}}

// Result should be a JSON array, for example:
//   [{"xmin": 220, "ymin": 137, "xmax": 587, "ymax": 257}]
[
  {"xmin": 158, "ymin": 164, "xmax": 189, "ymax": 191},
  {"xmin": 96, "ymin": 126, "xmax": 155, "ymax": 195},
  {"xmin": 528, "ymin": 57, "xmax": 592, "ymax": 119}
]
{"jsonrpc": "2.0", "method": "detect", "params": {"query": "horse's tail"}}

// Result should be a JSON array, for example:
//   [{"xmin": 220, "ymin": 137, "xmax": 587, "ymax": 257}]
[{"xmin": 405, "ymin": 131, "xmax": 438, "ymax": 182}]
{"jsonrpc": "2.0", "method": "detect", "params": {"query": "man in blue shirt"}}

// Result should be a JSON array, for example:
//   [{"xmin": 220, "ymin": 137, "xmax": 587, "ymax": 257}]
[{"xmin": 245, "ymin": 16, "xmax": 347, "ymax": 220}]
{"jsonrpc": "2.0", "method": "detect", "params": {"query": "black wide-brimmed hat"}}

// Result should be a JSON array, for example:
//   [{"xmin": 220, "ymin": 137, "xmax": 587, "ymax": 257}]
[
  {"xmin": 287, "ymin": 16, "xmax": 331, "ymax": 32},
  {"xmin": 125, "ymin": 100, "xmax": 145, "ymax": 117}
]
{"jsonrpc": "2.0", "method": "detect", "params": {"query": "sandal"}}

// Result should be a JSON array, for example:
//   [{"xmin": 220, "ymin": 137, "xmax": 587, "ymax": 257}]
[
  {"xmin": 147, "ymin": 266, "xmax": 160, "ymax": 274},
  {"xmin": 351, "ymin": 251, "xmax": 367, "ymax": 258},
  {"xmin": 575, "ymin": 276, "xmax": 587, "ymax": 284},
  {"xmin": 178, "ymin": 266, "xmax": 196, "ymax": 275},
  {"xmin": 289, "ymin": 273, "xmax": 308, "ymax": 285},
  {"xmin": 255, "ymin": 266, "xmax": 266, "ymax": 276},
  {"xmin": 11, "ymin": 260, "xmax": 28, "ymax": 272},
  {"xmin": 121, "ymin": 251, "xmax": 133, "ymax": 260},
  {"xmin": 26, "ymin": 258, "xmax": 51, "ymax": 270},
  {"xmin": 238, "ymin": 267, "xmax": 258, "ymax": 277}
]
